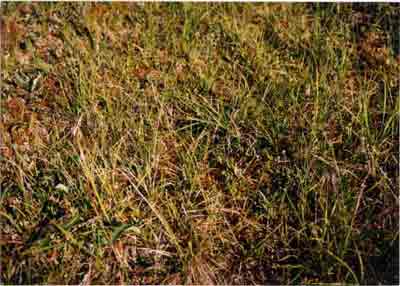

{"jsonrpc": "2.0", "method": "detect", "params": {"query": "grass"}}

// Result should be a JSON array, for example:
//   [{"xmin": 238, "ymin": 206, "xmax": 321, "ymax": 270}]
[{"xmin": 0, "ymin": 2, "xmax": 399, "ymax": 284}]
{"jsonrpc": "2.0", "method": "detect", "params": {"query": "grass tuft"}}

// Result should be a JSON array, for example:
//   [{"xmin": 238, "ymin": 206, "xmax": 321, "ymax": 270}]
[{"xmin": 1, "ymin": 2, "xmax": 399, "ymax": 284}]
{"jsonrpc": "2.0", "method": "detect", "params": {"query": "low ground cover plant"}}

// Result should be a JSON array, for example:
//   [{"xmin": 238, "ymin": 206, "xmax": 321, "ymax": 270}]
[{"xmin": 0, "ymin": 2, "xmax": 399, "ymax": 284}]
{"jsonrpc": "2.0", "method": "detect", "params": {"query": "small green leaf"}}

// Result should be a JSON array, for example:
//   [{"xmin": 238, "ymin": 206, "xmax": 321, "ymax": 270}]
[
  {"xmin": 63, "ymin": 215, "xmax": 81, "ymax": 230},
  {"xmin": 33, "ymin": 58, "xmax": 51, "ymax": 74},
  {"xmin": 111, "ymin": 224, "xmax": 140, "ymax": 243}
]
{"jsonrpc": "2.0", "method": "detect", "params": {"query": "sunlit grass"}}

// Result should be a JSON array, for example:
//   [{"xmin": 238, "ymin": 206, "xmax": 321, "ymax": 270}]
[{"xmin": 1, "ymin": 2, "xmax": 399, "ymax": 284}]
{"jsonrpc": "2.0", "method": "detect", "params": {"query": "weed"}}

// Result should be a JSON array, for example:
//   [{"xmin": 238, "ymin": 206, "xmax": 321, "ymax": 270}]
[{"xmin": 1, "ymin": 2, "xmax": 399, "ymax": 284}]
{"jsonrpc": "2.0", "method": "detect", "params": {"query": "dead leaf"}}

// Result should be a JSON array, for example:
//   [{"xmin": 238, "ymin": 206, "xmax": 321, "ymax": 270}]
[
  {"xmin": 359, "ymin": 31, "xmax": 390, "ymax": 66},
  {"xmin": 15, "ymin": 50, "xmax": 33, "ymax": 65},
  {"xmin": 0, "ymin": 234, "xmax": 23, "ymax": 245},
  {"xmin": 113, "ymin": 240, "xmax": 128, "ymax": 267},
  {"xmin": 7, "ymin": 97, "xmax": 26, "ymax": 119},
  {"xmin": 148, "ymin": 69, "xmax": 161, "ymax": 80},
  {"xmin": 176, "ymin": 63, "xmax": 186, "ymax": 81},
  {"xmin": 133, "ymin": 67, "xmax": 149, "ymax": 80},
  {"xmin": 1, "ymin": 17, "xmax": 25, "ymax": 52},
  {"xmin": 163, "ymin": 273, "xmax": 182, "ymax": 285},
  {"xmin": 0, "ymin": 146, "xmax": 14, "ymax": 159},
  {"xmin": 48, "ymin": 249, "xmax": 59, "ymax": 264},
  {"xmin": 159, "ymin": 49, "xmax": 169, "ymax": 65},
  {"xmin": 80, "ymin": 262, "xmax": 92, "ymax": 285},
  {"xmin": 18, "ymin": 4, "xmax": 33, "ymax": 15}
]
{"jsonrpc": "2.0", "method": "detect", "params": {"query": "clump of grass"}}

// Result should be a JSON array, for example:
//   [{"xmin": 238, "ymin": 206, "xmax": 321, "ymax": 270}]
[{"xmin": 1, "ymin": 2, "xmax": 399, "ymax": 284}]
